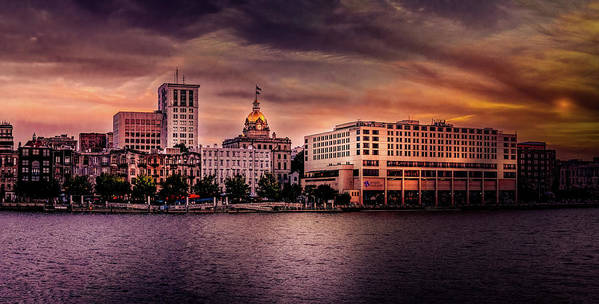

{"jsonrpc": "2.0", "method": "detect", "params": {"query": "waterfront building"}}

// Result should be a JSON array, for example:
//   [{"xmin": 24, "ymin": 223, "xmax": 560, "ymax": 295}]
[
  {"xmin": 303, "ymin": 120, "xmax": 518, "ymax": 206},
  {"xmin": 517, "ymin": 142, "xmax": 557, "ymax": 201},
  {"xmin": 558, "ymin": 157, "xmax": 599, "ymax": 191},
  {"xmin": 0, "ymin": 122, "xmax": 16, "ymax": 201},
  {"xmin": 222, "ymin": 97, "xmax": 291, "ymax": 185},
  {"xmin": 157, "ymin": 82, "xmax": 200, "ymax": 148},
  {"xmin": 38, "ymin": 134, "xmax": 77, "ymax": 150},
  {"xmin": 112, "ymin": 111, "xmax": 163, "ymax": 153},
  {"xmin": 73, "ymin": 151, "xmax": 112, "ymax": 183},
  {"xmin": 199, "ymin": 145, "xmax": 272, "ymax": 196},
  {"xmin": 79, "ymin": 132, "xmax": 108, "ymax": 152},
  {"xmin": 0, "ymin": 122, "xmax": 14, "ymax": 153},
  {"xmin": 0, "ymin": 151, "xmax": 17, "ymax": 201},
  {"xmin": 18, "ymin": 135, "xmax": 53, "ymax": 183},
  {"xmin": 52, "ymin": 149, "xmax": 74, "ymax": 186},
  {"xmin": 142, "ymin": 149, "xmax": 201, "ymax": 187}
]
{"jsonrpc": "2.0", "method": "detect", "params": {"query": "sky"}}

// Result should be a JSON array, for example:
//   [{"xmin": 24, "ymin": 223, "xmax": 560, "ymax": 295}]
[{"xmin": 1, "ymin": 0, "xmax": 598, "ymax": 160}]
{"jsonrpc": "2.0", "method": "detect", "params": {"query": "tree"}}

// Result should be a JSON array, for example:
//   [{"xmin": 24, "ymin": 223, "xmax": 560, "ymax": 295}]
[
  {"xmin": 257, "ymin": 173, "xmax": 280, "ymax": 201},
  {"xmin": 314, "ymin": 184, "xmax": 337, "ymax": 205},
  {"xmin": 336, "ymin": 192, "xmax": 352, "ymax": 206},
  {"xmin": 132, "ymin": 174, "xmax": 157, "ymax": 202},
  {"xmin": 174, "ymin": 143, "xmax": 189, "ymax": 153},
  {"xmin": 63, "ymin": 176, "xmax": 93, "ymax": 197},
  {"xmin": 159, "ymin": 174, "xmax": 189, "ymax": 203},
  {"xmin": 225, "ymin": 174, "xmax": 250, "ymax": 204},
  {"xmin": 15, "ymin": 179, "xmax": 60, "ymax": 202},
  {"xmin": 291, "ymin": 150, "xmax": 304, "ymax": 177},
  {"xmin": 193, "ymin": 174, "xmax": 220, "ymax": 198},
  {"xmin": 95, "ymin": 173, "xmax": 131, "ymax": 202},
  {"xmin": 304, "ymin": 185, "xmax": 316, "ymax": 204},
  {"xmin": 281, "ymin": 183, "xmax": 302, "ymax": 203}
]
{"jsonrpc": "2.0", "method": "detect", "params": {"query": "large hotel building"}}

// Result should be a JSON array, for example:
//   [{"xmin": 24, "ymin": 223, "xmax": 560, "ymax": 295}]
[{"xmin": 303, "ymin": 120, "xmax": 518, "ymax": 206}]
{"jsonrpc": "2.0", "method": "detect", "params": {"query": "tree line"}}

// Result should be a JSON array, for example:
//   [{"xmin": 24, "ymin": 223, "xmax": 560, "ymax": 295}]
[{"xmin": 15, "ymin": 172, "xmax": 352, "ymax": 206}]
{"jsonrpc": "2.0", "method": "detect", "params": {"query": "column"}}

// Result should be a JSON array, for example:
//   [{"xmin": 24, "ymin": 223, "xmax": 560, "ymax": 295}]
[
  {"xmin": 451, "ymin": 172, "xmax": 455, "ymax": 207},
  {"xmin": 434, "ymin": 172, "xmax": 439, "ymax": 208},
  {"xmin": 418, "ymin": 170, "xmax": 422, "ymax": 207},
  {"xmin": 401, "ymin": 171, "xmax": 405, "ymax": 207},
  {"xmin": 466, "ymin": 173, "xmax": 470, "ymax": 206},
  {"xmin": 384, "ymin": 177, "xmax": 388, "ymax": 206},
  {"xmin": 481, "ymin": 176, "xmax": 485, "ymax": 206}
]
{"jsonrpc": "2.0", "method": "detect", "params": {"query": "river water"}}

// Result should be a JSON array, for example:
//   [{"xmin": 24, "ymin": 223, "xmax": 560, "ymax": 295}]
[{"xmin": 0, "ymin": 209, "xmax": 598, "ymax": 303}]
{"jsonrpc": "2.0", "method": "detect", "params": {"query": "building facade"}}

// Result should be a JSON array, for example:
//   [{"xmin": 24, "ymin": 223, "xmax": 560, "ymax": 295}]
[
  {"xmin": 517, "ymin": 142, "xmax": 557, "ymax": 201},
  {"xmin": 303, "ymin": 120, "xmax": 518, "ymax": 206},
  {"xmin": 113, "ymin": 111, "xmax": 163, "ymax": 153},
  {"xmin": 38, "ymin": 134, "xmax": 77, "ymax": 150},
  {"xmin": 0, "ymin": 151, "xmax": 17, "ymax": 201},
  {"xmin": 73, "ymin": 151, "xmax": 112, "ymax": 184},
  {"xmin": 222, "ymin": 98, "xmax": 292, "ymax": 185},
  {"xmin": 199, "ymin": 145, "xmax": 272, "ymax": 196},
  {"xmin": 157, "ymin": 83, "xmax": 200, "ymax": 148},
  {"xmin": 106, "ymin": 132, "xmax": 114, "ymax": 150},
  {"xmin": 0, "ymin": 122, "xmax": 14, "ymax": 153},
  {"xmin": 18, "ymin": 136, "xmax": 53, "ymax": 183},
  {"xmin": 559, "ymin": 158, "xmax": 599, "ymax": 191},
  {"xmin": 79, "ymin": 132, "xmax": 108, "ymax": 152}
]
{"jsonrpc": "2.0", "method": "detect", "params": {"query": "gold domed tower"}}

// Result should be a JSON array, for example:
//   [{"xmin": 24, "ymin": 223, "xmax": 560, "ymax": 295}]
[
  {"xmin": 222, "ymin": 85, "xmax": 293, "ymax": 186},
  {"xmin": 243, "ymin": 99, "xmax": 270, "ymax": 137}
]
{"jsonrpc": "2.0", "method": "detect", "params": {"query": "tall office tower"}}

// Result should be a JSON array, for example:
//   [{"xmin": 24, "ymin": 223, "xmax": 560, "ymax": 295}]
[
  {"xmin": 304, "ymin": 120, "xmax": 518, "ymax": 206},
  {"xmin": 157, "ymin": 82, "xmax": 200, "ymax": 149},
  {"xmin": 0, "ymin": 122, "xmax": 14, "ymax": 153},
  {"xmin": 113, "ymin": 111, "xmax": 163, "ymax": 153}
]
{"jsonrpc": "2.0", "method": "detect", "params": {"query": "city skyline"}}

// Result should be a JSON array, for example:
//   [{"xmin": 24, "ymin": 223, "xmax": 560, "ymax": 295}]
[{"xmin": 2, "ymin": 1, "xmax": 598, "ymax": 160}]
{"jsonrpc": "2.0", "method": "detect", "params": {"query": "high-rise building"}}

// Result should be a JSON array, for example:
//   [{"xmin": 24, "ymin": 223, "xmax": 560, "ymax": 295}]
[
  {"xmin": 0, "ymin": 122, "xmax": 14, "ymax": 153},
  {"xmin": 157, "ymin": 83, "xmax": 200, "ymax": 148},
  {"xmin": 303, "ymin": 120, "xmax": 518, "ymax": 206},
  {"xmin": 79, "ymin": 132, "xmax": 108, "ymax": 152},
  {"xmin": 113, "ymin": 111, "xmax": 163, "ymax": 153},
  {"xmin": 223, "ymin": 97, "xmax": 292, "ymax": 185},
  {"xmin": 517, "ymin": 142, "xmax": 557, "ymax": 201}
]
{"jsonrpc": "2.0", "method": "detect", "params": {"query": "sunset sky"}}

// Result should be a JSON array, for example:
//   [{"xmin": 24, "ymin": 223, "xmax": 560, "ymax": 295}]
[{"xmin": 1, "ymin": 0, "xmax": 598, "ymax": 159}]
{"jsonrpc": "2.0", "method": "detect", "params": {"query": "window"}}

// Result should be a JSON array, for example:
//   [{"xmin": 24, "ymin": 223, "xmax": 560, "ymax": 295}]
[{"xmin": 363, "ymin": 169, "xmax": 379, "ymax": 176}]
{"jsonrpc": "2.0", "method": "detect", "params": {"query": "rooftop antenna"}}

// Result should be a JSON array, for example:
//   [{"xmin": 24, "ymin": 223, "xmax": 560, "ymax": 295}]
[
  {"xmin": 182, "ymin": 74, "xmax": 185, "ymax": 84},
  {"xmin": 175, "ymin": 68, "xmax": 179, "ymax": 84}
]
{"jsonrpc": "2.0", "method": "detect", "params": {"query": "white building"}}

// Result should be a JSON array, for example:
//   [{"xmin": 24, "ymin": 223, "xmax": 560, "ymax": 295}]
[
  {"xmin": 158, "ymin": 82, "xmax": 200, "ymax": 149},
  {"xmin": 199, "ymin": 145, "xmax": 272, "ymax": 196},
  {"xmin": 304, "ymin": 120, "xmax": 518, "ymax": 206}
]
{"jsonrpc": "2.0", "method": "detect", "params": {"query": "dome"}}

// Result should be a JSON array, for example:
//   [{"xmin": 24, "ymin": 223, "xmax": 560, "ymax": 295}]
[{"xmin": 247, "ymin": 110, "xmax": 266, "ymax": 123}]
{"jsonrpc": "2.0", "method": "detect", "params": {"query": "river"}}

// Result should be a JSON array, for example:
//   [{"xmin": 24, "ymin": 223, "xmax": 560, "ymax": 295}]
[{"xmin": 1, "ymin": 209, "xmax": 598, "ymax": 303}]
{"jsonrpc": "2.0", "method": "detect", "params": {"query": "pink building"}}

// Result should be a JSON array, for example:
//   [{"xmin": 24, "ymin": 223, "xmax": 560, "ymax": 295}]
[{"xmin": 113, "ymin": 112, "xmax": 163, "ymax": 153}]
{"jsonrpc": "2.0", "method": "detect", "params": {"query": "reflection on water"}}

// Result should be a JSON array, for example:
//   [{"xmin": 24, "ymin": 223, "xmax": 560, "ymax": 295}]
[{"xmin": 0, "ymin": 209, "xmax": 598, "ymax": 303}]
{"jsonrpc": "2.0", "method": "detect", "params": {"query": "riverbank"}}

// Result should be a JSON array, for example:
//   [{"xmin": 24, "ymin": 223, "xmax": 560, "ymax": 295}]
[{"xmin": 1, "ymin": 201, "xmax": 598, "ymax": 214}]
